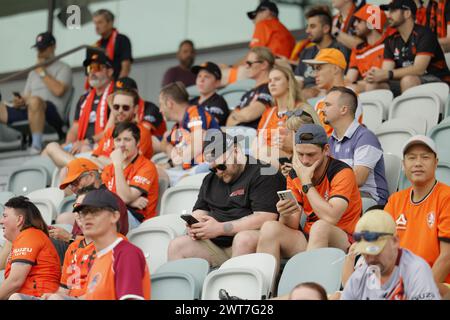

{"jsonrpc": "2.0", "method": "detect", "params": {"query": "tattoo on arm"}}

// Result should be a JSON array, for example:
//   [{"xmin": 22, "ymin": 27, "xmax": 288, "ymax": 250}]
[{"xmin": 223, "ymin": 222, "xmax": 234, "ymax": 234}]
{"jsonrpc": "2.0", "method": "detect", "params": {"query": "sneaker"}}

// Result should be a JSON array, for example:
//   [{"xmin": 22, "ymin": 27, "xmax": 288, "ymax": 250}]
[
  {"xmin": 27, "ymin": 146, "xmax": 41, "ymax": 155},
  {"xmin": 218, "ymin": 289, "xmax": 244, "ymax": 300}
]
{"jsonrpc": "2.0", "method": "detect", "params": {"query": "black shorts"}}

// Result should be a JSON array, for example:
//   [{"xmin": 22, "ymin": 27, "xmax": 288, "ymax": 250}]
[
  {"xmin": 389, "ymin": 74, "xmax": 442, "ymax": 97},
  {"xmin": 7, "ymin": 100, "xmax": 63, "ymax": 129}
]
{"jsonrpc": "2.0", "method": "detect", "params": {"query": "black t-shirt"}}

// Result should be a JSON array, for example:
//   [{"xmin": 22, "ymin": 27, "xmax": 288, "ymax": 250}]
[
  {"xmin": 384, "ymin": 24, "xmax": 450, "ymax": 83},
  {"xmin": 74, "ymin": 93, "xmax": 102, "ymax": 139},
  {"xmin": 193, "ymin": 156, "xmax": 286, "ymax": 247},
  {"xmin": 236, "ymin": 83, "xmax": 272, "ymax": 129},
  {"xmin": 189, "ymin": 93, "xmax": 230, "ymax": 126},
  {"xmin": 98, "ymin": 33, "xmax": 133, "ymax": 80},
  {"xmin": 143, "ymin": 101, "xmax": 165, "ymax": 133}
]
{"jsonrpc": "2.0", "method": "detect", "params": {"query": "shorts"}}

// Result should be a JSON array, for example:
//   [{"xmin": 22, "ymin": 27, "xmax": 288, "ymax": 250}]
[
  {"xmin": 389, "ymin": 74, "xmax": 442, "ymax": 97},
  {"xmin": 198, "ymin": 239, "xmax": 232, "ymax": 268}
]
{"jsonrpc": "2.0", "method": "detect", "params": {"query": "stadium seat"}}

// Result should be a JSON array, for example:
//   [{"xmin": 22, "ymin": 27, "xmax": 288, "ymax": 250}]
[
  {"xmin": 58, "ymin": 194, "xmax": 76, "ymax": 214},
  {"xmin": 31, "ymin": 198, "xmax": 56, "ymax": 225},
  {"xmin": 0, "ymin": 191, "xmax": 15, "ymax": 205},
  {"xmin": 7, "ymin": 165, "xmax": 49, "ymax": 195},
  {"xmin": 384, "ymin": 153, "xmax": 402, "ymax": 195},
  {"xmin": 151, "ymin": 152, "xmax": 169, "ymax": 165},
  {"xmin": 152, "ymin": 258, "xmax": 209, "ymax": 300},
  {"xmin": 127, "ymin": 225, "xmax": 177, "ymax": 273},
  {"xmin": 361, "ymin": 100, "xmax": 384, "ymax": 131},
  {"xmin": 428, "ymin": 120, "xmax": 450, "ymax": 162},
  {"xmin": 402, "ymin": 82, "xmax": 449, "ymax": 115},
  {"xmin": 27, "ymin": 187, "xmax": 65, "ymax": 214},
  {"xmin": 0, "ymin": 124, "xmax": 23, "ymax": 152},
  {"xmin": 277, "ymin": 248, "xmax": 346, "ymax": 296},
  {"xmin": 23, "ymin": 156, "xmax": 57, "ymax": 180},
  {"xmin": 51, "ymin": 167, "xmax": 61, "ymax": 188},
  {"xmin": 140, "ymin": 213, "xmax": 187, "ymax": 236},
  {"xmin": 362, "ymin": 197, "xmax": 377, "ymax": 214},
  {"xmin": 388, "ymin": 92, "xmax": 440, "ymax": 134},
  {"xmin": 224, "ymin": 79, "xmax": 256, "ymax": 91},
  {"xmin": 307, "ymin": 96, "xmax": 324, "ymax": 108},
  {"xmin": 359, "ymin": 89, "xmax": 393, "ymax": 120},
  {"xmin": 156, "ymin": 176, "xmax": 170, "ymax": 215},
  {"xmin": 217, "ymin": 88, "xmax": 246, "ymax": 110},
  {"xmin": 223, "ymin": 126, "xmax": 257, "ymax": 154},
  {"xmin": 220, "ymin": 253, "xmax": 277, "ymax": 299},
  {"xmin": 185, "ymin": 85, "xmax": 200, "ymax": 99},
  {"xmin": 399, "ymin": 161, "xmax": 450, "ymax": 190},
  {"xmin": 176, "ymin": 172, "xmax": 209, "ymax": 187},
  {"xmin": 159, "ymin": 185, "xmax": 200, "ymax": 216}
]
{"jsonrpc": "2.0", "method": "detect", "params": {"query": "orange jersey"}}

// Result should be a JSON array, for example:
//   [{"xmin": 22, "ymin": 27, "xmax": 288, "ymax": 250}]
[
  {"xmin": 60, "ymin": 238, "xmax": 96, "ymax": 297},
  {"xmin": 102, "ymin": 154, "xmax": 159, "ymax": 220},
  {"xmin": 257, "ymin": 106, "xmax": 288, "ymax": 146},
  {"xmin": 84, "ymin": 238, "xmax": 150, "ymax": 300},
  {"xmin": 5, "ymin": 228, "xmax": 61, "ymax": 297},
  {"xmin": 92, "ymin": 122, "xmax": 153, "ymax": 159},
  {"xmin": 349, "ymin": 36, "xmax": 386, "ymax": 78},
  {"xmin": 384, "ymin": 182, "xmax": 450, "ymax": 283},
  {"xmin": 250, "ymin": 18, "xmax": 295, "ymax": 59},
  {"xmin": 287, "ymin": 157, "xmax": 362, "ymax": 235}
]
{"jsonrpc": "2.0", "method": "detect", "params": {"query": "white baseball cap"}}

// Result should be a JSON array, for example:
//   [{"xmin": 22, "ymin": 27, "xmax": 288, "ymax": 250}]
[{"xmin": 402, "ymin": 135, "xmax": 437, "ymax": 158}]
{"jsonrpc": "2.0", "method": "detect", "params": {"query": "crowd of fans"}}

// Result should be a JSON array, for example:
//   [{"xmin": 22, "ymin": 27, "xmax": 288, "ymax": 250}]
[{"xmin": 0, "ymin": 0, "xmax": 449, "ymax": 301}]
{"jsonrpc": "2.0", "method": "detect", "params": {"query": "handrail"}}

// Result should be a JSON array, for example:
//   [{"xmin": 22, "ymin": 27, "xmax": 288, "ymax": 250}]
[{"xmin": 0, "ymin": 45, "xmax": 104, "ymax": 84}]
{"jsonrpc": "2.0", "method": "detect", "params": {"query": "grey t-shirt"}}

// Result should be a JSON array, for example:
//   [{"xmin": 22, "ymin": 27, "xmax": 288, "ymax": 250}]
[
  {"xmin": 341, "ymin": 249, "xmax": 440, "ymax": 300},
  {"xmin": 23, "ymin": 60, "xmax": 73, "ymax": 117}
]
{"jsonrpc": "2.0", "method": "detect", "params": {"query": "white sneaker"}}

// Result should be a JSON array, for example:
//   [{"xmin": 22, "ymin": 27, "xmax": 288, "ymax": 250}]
[{"xmin": 28, "ymin": 146, "xmax": 41, "ymax": 155}]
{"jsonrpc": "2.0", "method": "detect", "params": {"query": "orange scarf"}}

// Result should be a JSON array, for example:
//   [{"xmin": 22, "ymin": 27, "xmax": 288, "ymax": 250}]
[{"xmin": 97, "ymin": 28, "xmax": 118, "ymax": 61}]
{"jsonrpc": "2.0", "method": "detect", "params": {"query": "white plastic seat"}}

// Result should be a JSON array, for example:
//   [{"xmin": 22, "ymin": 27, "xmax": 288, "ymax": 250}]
[
  {"xmin": 0, "ymin": 191, "xmax": 15, "ymax": 205},
  {"xmin": 224, "ymin": 79, "xmax": 256, "ymax": 91},
  {"xmin": 217, "ymin": 88, "xmax": 247, "ymax": 110},
  {"xmin": 7, "ymin": 165, "xmax": 49, "ymax": 195},
  {"xmin": 127, "ymin": 225, "xmax": 177, "ymax": 273},
  {"xmin": 23, "ymin": 156, "xmax": 57, "ymax": 181},
  {"xmin": 140, "ymin": 213, "xmax": 187, "ymax": 236},
  {"xmin": 176, "ymin": 172, "xmax": 209, "ymax": 187},
  {"xmin": 402, "ymin": 82, "xmax": 449, "ymax": 115},
  {"xmin": 0, "ymin": 124, "xmax": 22, "ymax": 152},
  {"xmin": 58, "ymin": 195, "xmax": 77, "ymax": 214},
  {"xmin": 361, "ymin": 100, "xmax": 384, "ymax": 131},
  {"xmin": 27, "ymin": 187, "xmax": 65, "ymax": 214},
  {"xmin": 383, "ymin": 153, "xmax": 402, "ymax": 195},
  {"xmin": 51, "ymin": 167, "xmax": 62, "ymax": 188},
  {"xmin": 359, "ymin": 89, "xmax": 394, "ymax": 120},
  {"xmin": 362, "ymin": 197, "xmax": 377, "ymax": 213},
  {"xmin": 156, "ymin": 176, "xmax": 170, "ymax": 215},
  {"xmin": 429, "ymin": 120, "xmax": 450, "ymax": 163},
  {"xmin": 185, "ymin": 85, "xmax": 200, "ymax": 99},
  {"xmin": 31, "ymin": 198, "xmax": 56, "ymax": 225},
  {"xmin": 159, "ymin": 185, "xmax": 200, "ymax": 216},
  {"xmin": 151, "ymin": 152, "xmax": 169, "ymax": 165}
]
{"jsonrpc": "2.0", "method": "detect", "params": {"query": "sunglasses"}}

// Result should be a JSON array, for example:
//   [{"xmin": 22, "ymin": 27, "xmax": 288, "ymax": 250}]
[
  {"xmin": 210, "ymin": 163, "xmax": 227, "ymax": 173},
  {"xmin": 353, "ymin": 231, "xmax": 393, "ymax": 242},
  {"xmin": 86, "ymin": 63, "xmax": 105, "ymax": 73},
  {"xmin": 112, "ymin": 104, "xmax": 132, "ymax": 111},
  {"xmin": 69, "ymin": 172, "xmax": 91, "ymax": 189},
  {"xmin": 245, "ymin": 60, "xmax": 263, "ymax": 67}
]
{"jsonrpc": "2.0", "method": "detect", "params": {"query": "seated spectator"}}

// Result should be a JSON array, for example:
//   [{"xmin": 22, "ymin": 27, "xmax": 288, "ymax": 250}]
[
  {"xmin": 331, "ymin": 0, "xmax": 365, "ymax": 49},
  {"xmin": 101, "ymin": 122, "xmax": 159, "ymax": 228},
  {"xmin": 93, "ymin": 9, "xmax": 133, "ymax": 79},
  {"xmin": 226, "ymin": 47, "xmax": 274, "ymax": 129},
  {"xmin": 47, "ymin": 189, "xmax": 151, "ymax": 300},
  {"xmin": 0, "ymin": 196, "xmax": 60, "ymax": 299},
  {"xmin": 345, "ymin": 4, "xmax": 388, "ymax": 93},
  {"xmin": 0, "ymin": 32, "xmax": 72, "ymax": 153},
  {"xmin": 167, "ymin": 130, "xmax": 285, "ymax": 267},
  {"xmin": 341, "ymin": 210, "xmax": 440, "ymax": 300},
  {"xmin": 42, "ymin": 52, "xmax": 114, "ymax": 167},
  {"xmin": 158, "ymin": 82, "xmax": 219, "ymax": 186},
  {"xmin": 303, "ymin": 48, "xmax": 363, "ymax": 136},
  {"xmin": 295, "ymin": 5, "xmax": 350, "ymax": 99},
  {"xmin": 324, "ymin": 87, "xmax": 389, "ymax": 206},
  {"xmin": 289, "ymin": 282, "xmax": 328, "ymax": 300},
  {"xmin": 189, "ymin": 62, "xmax": 230, "ymax": 126},
  {"xmin": 367, "ymin": 0, "xmax": 450, "ymax": 95},
  {"xmin": 256, "ymin": 124, "xmax": 362, "ymax": 272},
  {"xmin": 254, "ymin": 64, "xmax": 320, "ymax": 168},
  {"xmin": 415, "ymin": 0, "xmax": 450, "ymax": 52},
  {"xmin": 161, "ymin": 40, "xmax": 196, "ymax": 87},
  {"xmin": 384, "ymin": 136, "xmax": 450, "ymax": 297}
]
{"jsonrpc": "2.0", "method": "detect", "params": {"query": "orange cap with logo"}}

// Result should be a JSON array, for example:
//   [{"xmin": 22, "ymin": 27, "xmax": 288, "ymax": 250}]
[
  {"xmin": 59, "ymin": 158, "xmax": 99, "ymax": 190},
  {"xmin": 303, "ymin": 48, "xmax": 347, "ymax": 70},
  {"xmin": 354, "ymin": 4, "xmax": 386, "ymax": 32}
]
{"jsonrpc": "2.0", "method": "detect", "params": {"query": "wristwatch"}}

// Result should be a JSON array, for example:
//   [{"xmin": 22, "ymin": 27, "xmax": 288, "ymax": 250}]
[
  {"xmin": 333, "ymin": 30, "xmax": 340, "ymax": 38},
  {"xmin": 302, "ymin": 183, "xmax": 313, "ymax": 194},
  {"xmin": 38, "ymin": 69, "xmax": 47, "ymax": 78}
]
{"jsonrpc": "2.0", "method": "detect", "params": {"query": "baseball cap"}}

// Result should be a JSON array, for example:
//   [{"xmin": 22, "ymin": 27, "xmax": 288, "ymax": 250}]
[
  {"xmin": 295, "ymin": 124, "xmax": 328, "ymax": 145},
  {"xmin": 402, "ymin": 135, "xmax": 437, "ymax": 158},
  {"xmin": 83, "ymin": 49, "xmax": 113, "ymax": 68},
  {"xmin": 380, "ymin": 0, "xmax": 417, "ymax": 16},
  {"xmin": 74, "ymin": 188, "xmax": 120, "ymax": 213},
  {"xmin": 353, "ymin": 210, "xmax": 396, "ymax": 255},
  {"xmin": 247, "ymin": 1, "xmax": 279, "ymax": 20},
  {"xmin": 202, "ymin": 129, "xmax": 243, "ymax": 162},
  {"xmin": 191, "ymin": 62, "xmax": 222, "ymax": 80},
  {"xmin": 354, "ymin": 4, "xmax": 387, "ymax": 32},
  {"xmin": 303, "ymin": 48, "xmax": 347, "ymax": 70},
  {"xmin": 114, "ymin": 77, "xmax": 138, "ymax": 92},
  {"xmin": 31, "ymin": 32, "xmax": 56, "ymax": 50},
  {"xmin": 59, "ymin": 158, "xmax": 99, "ymax": 190}
]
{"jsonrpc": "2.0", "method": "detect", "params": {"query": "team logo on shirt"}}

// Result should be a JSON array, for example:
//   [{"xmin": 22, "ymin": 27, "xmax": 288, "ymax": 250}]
[
  {"xmin": 395, "ymin": 213, "xmax": 407, "ymax": 230},
  {"xmin": 187, "ymin": 117, "xmax": 203, "ymax": 128},
  {"xmin": 87, "ymin": 272, "xmax": 102, "ymax": 292},
  {"xmin": 133, "ymin": 175, "xmax": 150, "ymax": 185},
  {"xmin": 230, "ymin": 188, "xmax": 245, "ymax": 197},
  {"xmin": 12, "ymin": 247, "xmax": 33, "ymax": 256},
  {"xmin": 426, "ymin": 212, "xmax": 435, "ymax": 228}
]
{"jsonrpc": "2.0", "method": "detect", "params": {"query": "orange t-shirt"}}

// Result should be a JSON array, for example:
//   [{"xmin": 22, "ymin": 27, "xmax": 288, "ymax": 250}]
[
  {"xmin": 102, "ymin": 154, "xmax": 159, "ymax": 220},
  {"xmin": 287, "ymin": 157, "xmax": 362, "ymax": 235},
  {"xmin": 91, "ymin": 123, "xmax": 153, "ymax": 159},
  {"xmin": 384, "ymin": 182, "xmax": 450, "ymax": 283},
  {"xmin": 5, "ymin": 228, "xmax": 61, "ymax": 297},
  {"xmin": 349, "ymin": 35, "xmax": 386, "ymax": 78},
  {"xmin": 250, "ymin": 18, "xmax": 295, "ymax": 59},
  {"xmin": 257, "ymin": 106, "xmax": 288, "ymax": 147},
  {"xmin": 84, "ymin": 238, "xmax": 151, "ymax": 300}
]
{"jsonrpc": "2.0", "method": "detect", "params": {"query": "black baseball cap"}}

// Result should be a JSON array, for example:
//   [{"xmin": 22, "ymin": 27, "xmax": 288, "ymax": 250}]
[
  {"xmin": 295, "ymin": 124, "xmax": 328, "ymax": 145},
  {"xmin": 247, "ymin": 1, "xmax": 279, "ymax": 20},
  {"xmin": 114, "ymin": 77, "xmax": 138, "ymax": 92},
  {"xmin": 74, "ymin": 188, "xmax": 120, "ymax": 213},
  {"xmin": 31, "ymin": 32, "xmax": 56, "ymax": 50},
  {"xmin": 380, "ymin": 0, "xmax": 417, "ymax": 15},
  {"xmin": 83, "ymin": 48, "xmax": 113, "ymax": 68},
  {"xmin": 202, "ymin": 129, "xmax": 243, "ymax": 162},
  {"xmin": 191, "ymin": 62, "xmax": 222, "ymax": 80}
]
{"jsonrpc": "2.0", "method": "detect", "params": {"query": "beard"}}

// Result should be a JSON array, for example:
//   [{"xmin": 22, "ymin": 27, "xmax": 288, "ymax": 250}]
[{"xmin": 89, "ymin": 75, "xmax": 108, "ymax": 89}]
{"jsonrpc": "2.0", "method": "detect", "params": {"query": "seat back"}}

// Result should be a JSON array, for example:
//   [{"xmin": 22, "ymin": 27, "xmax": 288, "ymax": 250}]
[
  {"xmin": 156, "ymin": 176, "xmax": 170, "ymax": 215},
  {"xmin": 429, "ymin": 121, "xmax": 450, "ymax": 163},
  {"xmin": 31, "ymin": 198, "xmax": 55, "ymax": 225},
  {"xmin": 27, "ymin": 187, "xmax": 65, "ymax": 213},
  {"xmin": 225, "ymin": 79, "xmax": 256, "ymax": 91},
  {"xmin": 277, "ymin": 248, "xmax": 346, "ymax": 296},
  {"xmin": 186, "ymin": 85, "xmax": 200, "ymax": 99},
  {"xmin": 7, "ymin": 165, "xmax": 49, "ymax": 195},
  {"xmin": 176, "ymin": 172, "xmax": 209, "ymax": 187},
  {"xmin": 217, "ymin": 89, "xmax": 247, "ymax": 110},
  {"xmin": 402, "ymin": 82, "xmax": 449, "ymax": 114},
  {"xmin": 127, "ymin": 225, "xmax": 176, "ymax": 273},
  {"xmin": 151, "ymin": 272, "xmax": 197, "ymax": 300},
  {"xmin": 0, "ymin": 191, "xmax": 15, "ymax": 205},
  {"xmin": 22, "ymin": 156, "xmax": 56, "ymax": 181},
  {"xmin": 0, "ymin": 124, "xmax": 22, "ymax": 152},
  {"xmin": 140, "ymin": 213, "xmax": 187, "ymax": 236},
  {"xmin": 361, "ymin": 100, "xmax": 384, "ymax": 131},
  {"xmin": 159, "ymin": 185, "xmax": 200, "ymax": 216},
  {"xmin": 57, "ymin": 195, "xmax": 77, "ymax": 214},
  {"xmin": 151, "ymin": 152, "xmax": 169, "ymax": 165},
  {"xmin": 359, "ymin": 89, "xmax": 394, "ymax": 119},
  {"xmin": 383, "ymin": 153, "xmax": 402, "ymax": 195}
]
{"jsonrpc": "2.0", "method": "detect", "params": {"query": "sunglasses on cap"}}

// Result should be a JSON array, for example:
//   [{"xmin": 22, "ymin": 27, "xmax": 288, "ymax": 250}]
[
  {"xmin": 353, "ymin": 231, "xmax": 393, "ymax": 242},
  {"xmin": 112, "ymin": 104, "xmax": 132, "ymax": 111}
]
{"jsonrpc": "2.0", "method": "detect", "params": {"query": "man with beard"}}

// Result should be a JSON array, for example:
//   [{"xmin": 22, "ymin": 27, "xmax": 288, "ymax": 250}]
[
  {"xmin": 295, "ymin": 6, "xmax": 349, "ymax": 99},
  {"xmin": 161, "ymin": 40, "xmax": 197, "ymax": 87},
  {"xmin": 367, "ymin": 0, "xmax": 450, "ymax": 95}
]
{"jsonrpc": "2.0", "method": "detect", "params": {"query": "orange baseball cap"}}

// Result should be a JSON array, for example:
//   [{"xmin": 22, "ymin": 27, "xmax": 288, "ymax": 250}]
[
  {"xmin": 59, "ymin": 158, "xmax": 99, "ymax": 190},
  {"xmin": 303, "ymin": 48, "xmax": 347, "ymax": 70},
  {"xmin": 354, "ymin": 4, "xmax": 386, "ymax": 32}
]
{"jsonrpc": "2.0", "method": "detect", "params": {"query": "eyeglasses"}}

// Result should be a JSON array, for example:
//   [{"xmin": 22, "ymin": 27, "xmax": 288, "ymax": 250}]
[
  {"xmin": 209, "ymin": 150, "xmax": 234, "ymax": 173},
  {"xmin": 86, "ymin": 63, "xmax": 105, "ymax": 74},
  {"xmin": 69, "ymin": 172, "xmax": 91, "ymax": 189},
  {"xmin": 285, "ymin": 109, "xmax": 313, "ymax": 119},
  {"xmin": 112, "ymin": 104, "xmax": 132, "ymax": 111},
  {"xmin": 353, "ymin": 231, "xmax": 393, "ymax": 242},
  {"xmin": 245, "ymin": 60, "xmax": 263, "ymax": 67}
]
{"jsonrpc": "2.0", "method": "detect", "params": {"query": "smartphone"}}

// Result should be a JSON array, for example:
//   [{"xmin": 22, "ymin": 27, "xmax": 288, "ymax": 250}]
[
  {"xmin": 180, "ymin": 214, "xmax": 200, "ymax": 226},
  {"xmin": 277, "ymin": 190, "xmax": 297, "ymax": 202},
  {"xmin": 12, "ymin": 91, "xmax": 22, "ymax": 99},
  {"xmin": 278, "ymin": 157, "xmax": 290, "ymax": 166}
]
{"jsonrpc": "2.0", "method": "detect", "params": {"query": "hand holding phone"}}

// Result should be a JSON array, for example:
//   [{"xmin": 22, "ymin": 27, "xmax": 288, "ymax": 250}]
[
  {"xmin": 276, "ymin": 190, "xmax": 302, "ymax": 216},
  {"xmin": 180, "ymin": 214, "xmax": 200, "ymax": 226}
]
